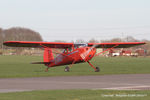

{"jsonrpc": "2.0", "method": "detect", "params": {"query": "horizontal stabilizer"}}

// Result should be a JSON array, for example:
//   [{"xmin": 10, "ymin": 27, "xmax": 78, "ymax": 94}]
[{"xmin": 31, "ymin": 62, "xmax": 51, "ymax": 64}]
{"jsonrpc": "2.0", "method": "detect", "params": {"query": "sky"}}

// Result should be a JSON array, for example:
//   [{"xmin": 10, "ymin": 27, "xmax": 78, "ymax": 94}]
[{"xmin": 0, "ymin": 0, "xmax": 150, "ymax": 42}]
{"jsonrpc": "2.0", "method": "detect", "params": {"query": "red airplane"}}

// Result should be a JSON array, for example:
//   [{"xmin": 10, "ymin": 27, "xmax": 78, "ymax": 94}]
[{"xmin": 3, "ymin": 41, "xmax": 145, "ymax": 72}]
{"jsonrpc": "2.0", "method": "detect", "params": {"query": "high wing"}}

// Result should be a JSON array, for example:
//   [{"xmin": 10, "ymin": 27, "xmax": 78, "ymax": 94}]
[
  {"xmin": 88, "ymin": 42, "xmax": 146, "ymax": 48},
  {"xmin": 3, "ymin": 41, "xmax": 146, "ymax": 48},
  {"xmin": 3, "ymin": 41, "xmax": 74, "ymax": 48}
]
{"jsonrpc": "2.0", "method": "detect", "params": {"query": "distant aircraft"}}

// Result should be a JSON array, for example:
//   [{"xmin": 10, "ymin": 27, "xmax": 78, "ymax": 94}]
[{"xmin": 3, "ymin": 41, "xmax": 145, "ymax": 72}]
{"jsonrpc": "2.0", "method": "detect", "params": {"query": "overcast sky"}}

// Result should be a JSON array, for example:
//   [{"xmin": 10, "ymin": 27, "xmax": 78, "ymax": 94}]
[{"xmin": 1, "ymin": 0, "xmax": 150, "ymax": 42}]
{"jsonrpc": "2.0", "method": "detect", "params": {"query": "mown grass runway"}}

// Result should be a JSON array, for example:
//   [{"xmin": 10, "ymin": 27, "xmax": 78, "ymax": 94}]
[
  {"xmin": 0, "ymin": 55, "xmax": 150, "ymax": 78},
  {"xmin": 0, "ymin": 89, "xmax": 150, "ymax": 100}
]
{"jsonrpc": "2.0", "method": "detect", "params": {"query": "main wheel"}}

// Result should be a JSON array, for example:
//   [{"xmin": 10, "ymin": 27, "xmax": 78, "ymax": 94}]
[
  {"xmin": 95, "ymin": 67, "xmax": 100, "ymax": 72},
  {"xmin": 64, "ymin": 66, "xmax": 70, "ymax": 72}
]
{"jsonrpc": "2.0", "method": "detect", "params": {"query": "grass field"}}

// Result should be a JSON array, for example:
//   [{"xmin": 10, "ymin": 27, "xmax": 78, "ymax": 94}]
[
  {"xmin": 0, "ymin": 89, "xmax": 149, "ymax": 100},
  {"xmin": 0, "ymin": 55, "xmax": 150, "ymax": 78},
  {"xmin": 0, "ymin": 56, "xmax": 150, "ymax": 100}
]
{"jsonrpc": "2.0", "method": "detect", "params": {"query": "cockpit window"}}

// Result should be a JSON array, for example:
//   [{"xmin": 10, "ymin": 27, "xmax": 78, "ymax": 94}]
[
  {"xmin": 68, "ymin": 48, "xmax": 73, "ymax": 52},
  {"xmin": 62, "ymin": 49, "xmax": 67, "ymax": 53},
  {"xmin": 63, "ymin": 48, "xmax": 73, "ymax": 53}
]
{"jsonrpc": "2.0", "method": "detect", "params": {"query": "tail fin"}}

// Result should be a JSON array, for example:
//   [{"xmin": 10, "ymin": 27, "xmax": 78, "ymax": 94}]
[
  {"xmin": 44, "ymin": 48, "xmax": 54, "ymax": 62},
  {"xmin": 31, "ymin": 48, "xmax": 54, "ymax": 65}
]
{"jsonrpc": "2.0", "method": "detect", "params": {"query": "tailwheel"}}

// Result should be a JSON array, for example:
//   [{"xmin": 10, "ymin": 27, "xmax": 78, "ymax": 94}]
[
  {"xmin": 45, "ymin": 68, "xmax": 49, "ymax": 72},
  {"xmin": 64, "ymin": 66, "xmax": 70, "ymax": 72},
  {"xmin": 95, "ymin": 67, "xmax": 100, "ymax": 72}
]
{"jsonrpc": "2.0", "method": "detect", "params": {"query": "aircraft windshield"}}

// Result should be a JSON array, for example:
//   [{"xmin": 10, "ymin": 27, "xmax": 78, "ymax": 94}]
[
  {"xmin": 62, "ymin": 49, "xmax": 67, "ymax": 53},
  {"xmin": 74, "ymin": 43, "xmax": 87, "ymax": 48},
  {"xmin": 62, "ymin": 48, "xmax": 73, "ymax": 53}
]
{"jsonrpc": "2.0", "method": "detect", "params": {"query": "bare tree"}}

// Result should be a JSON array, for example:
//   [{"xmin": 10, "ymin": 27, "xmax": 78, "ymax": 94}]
[
  {"xmin": 75, "ymin": 39, "xmax": 86, "ymax": 43},
  {"xmin": 88, "ymin": 38, "xmax": 99, "ymax": 43},
  {"xmin": 101, "ymin": 38, "xmax": 122, "ymax": 43},
  {"xmin": 123, "ymin": 36, "xmax": 139, "ymax": 42},
  {"xmin": 0, "ymin": 28, "xmax": 3, "ymax": 49},
  {"xmin": 3, "ymin": 27, "xmax": 43, "ymax": 42},
  {"xmin": 1, "ymin": 27, "xmax": 43, "ymax": 55}
]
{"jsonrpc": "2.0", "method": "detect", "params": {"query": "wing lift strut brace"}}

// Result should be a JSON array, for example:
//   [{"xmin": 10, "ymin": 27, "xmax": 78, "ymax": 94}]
[
  {"xmin": 95, "ymin": 44, "xmax": 119, "ymax": 57},
  {"xmin": 87, "ymin": 44, "xmax": 119, "ymax": 72}
]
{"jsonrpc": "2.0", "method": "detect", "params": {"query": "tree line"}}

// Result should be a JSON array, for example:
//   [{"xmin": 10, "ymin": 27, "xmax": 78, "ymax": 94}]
[{"xmin": 0, "ymin": 27, "xmax": 43, "ymax": 49}]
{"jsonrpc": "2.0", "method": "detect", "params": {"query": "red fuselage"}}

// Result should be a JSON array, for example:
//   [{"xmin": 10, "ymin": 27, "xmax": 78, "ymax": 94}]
[{"xmin": 48, "ymin": 47, "xmax": 96, "ymax": 67}]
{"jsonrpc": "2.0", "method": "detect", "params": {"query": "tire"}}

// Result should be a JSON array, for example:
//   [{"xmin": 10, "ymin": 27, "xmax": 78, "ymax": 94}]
[
  {"xmin": 64, "ymin": 66, "xmax": 70, "ymax": 72},
  {"xmin": 95, "ymin": 67, "xmax": 100, "ymax": 72}
]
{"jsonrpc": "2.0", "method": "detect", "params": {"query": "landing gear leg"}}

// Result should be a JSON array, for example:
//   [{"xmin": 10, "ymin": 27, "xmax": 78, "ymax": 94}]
[
  {"xmin": 87, "ymin": 61, "xmax": 100, "ymax": 72},
  {"xmin": 45, "ymin": 67, "xmax": 49, "ymax": 72}
]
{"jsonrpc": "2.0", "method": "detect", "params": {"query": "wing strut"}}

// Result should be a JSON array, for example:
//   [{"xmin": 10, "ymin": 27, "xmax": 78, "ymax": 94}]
[{"xmin": 95, "ymin": 44, "xmax": 119, "ymax": 57}]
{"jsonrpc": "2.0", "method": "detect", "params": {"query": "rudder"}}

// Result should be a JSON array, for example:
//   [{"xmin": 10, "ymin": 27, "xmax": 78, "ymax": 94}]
[{"xmin": 44, "ymin": 48, "xmax": 54, "ymax": 62}]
